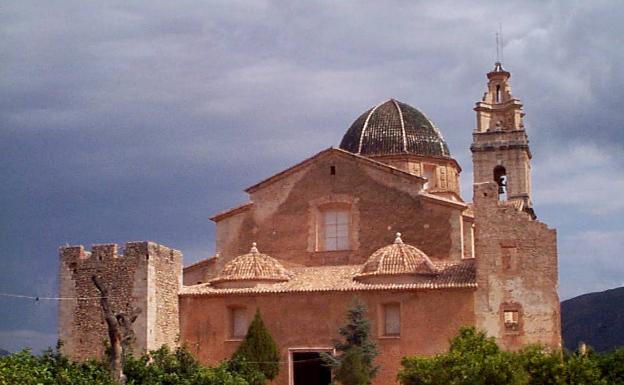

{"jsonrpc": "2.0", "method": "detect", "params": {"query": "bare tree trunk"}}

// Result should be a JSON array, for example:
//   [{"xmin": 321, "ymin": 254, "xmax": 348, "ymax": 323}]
[{"xmin": 92, "ymin": 275, "xmax": 126, "ymax": 384}]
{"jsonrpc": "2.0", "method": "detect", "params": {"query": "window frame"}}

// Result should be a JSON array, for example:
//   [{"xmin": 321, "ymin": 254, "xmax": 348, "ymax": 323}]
[
  {"xmin": 307, "ymin": 194, "xmax": 360, "ymax": 253},
  {"xmin": 380, "ymin": 302, "xmax": 401, "ymax": 338},
  {"xmin": 320, "ymin": 207, "xmax": 350, "ymax": 251},
  {"xmin": 500, "ymin": 303, "xmax": 523, "ymax": 335},
  {"xmin": 227, "ymin": 306, "xmax": 248, "ymax": 341}
]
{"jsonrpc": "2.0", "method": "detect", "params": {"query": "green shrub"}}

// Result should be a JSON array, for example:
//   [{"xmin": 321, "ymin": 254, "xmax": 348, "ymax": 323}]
[{"xmin": 230, "ymin": 309, "xmax": 280, "ymax": 384}]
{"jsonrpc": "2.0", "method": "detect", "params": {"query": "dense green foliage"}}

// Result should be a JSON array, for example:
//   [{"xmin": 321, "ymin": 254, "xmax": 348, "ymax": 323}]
[
  {"xmin": 398, "ymin": 327, "xmax": 624, "ymax": 385},
  {"xmin": 0, "ymin": 344, "xmax": 252, "ymax": 385},
  {"xmin": 124, "ymin": 345, "xmax": 248, "ymax": 385},
  {"xmin": 323, "ymin": 299, "xmax": 378, "ymax": 385},
  {"xmin": 0, "ymin": 310, "xmax": 282, "ymax": 385},
  {"xmin": 332, "ymin": 347, "xmax": 370, "ymax": 385},
  {"xmin": 399, "ymin": 327, "xmax": 526, "ymax": 385},
  {"xmin": 597, "ymin": 348, "xmax": 624, "ymax": 385},
  {"xmin": 518, "ymin": 345, "xmax": 566, "ymax": 385},
  {"xmin": 0, "ymin": 344, "xmax": 114, "ymax": 385},
  {"xmin": 230, "ymin": 309, "xmax": 280, "ymax": 384}
]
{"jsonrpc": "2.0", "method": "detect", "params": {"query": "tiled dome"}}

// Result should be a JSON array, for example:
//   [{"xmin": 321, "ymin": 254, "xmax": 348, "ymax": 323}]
[
  {"xmin": 340, "ymin": 99, "xmax": 450, "ymax": 157},
  {"xmin": 355, "ymin": 233, "xmax": 437, "ymax": 281},
  {"xmin": 210, "ymin": 243, "xmax": 290, "ymax": 287}
]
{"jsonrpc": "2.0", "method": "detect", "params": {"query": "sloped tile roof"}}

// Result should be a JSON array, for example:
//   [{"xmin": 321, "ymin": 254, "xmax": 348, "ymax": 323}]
[{"xmin": 181, "ymin": 259, "xmax": 476, "ymax": 297}]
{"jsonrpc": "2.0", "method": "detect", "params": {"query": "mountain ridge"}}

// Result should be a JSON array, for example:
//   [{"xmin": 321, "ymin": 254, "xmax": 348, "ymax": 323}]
[{"xmin": 561, "ymin": 286, "xmax": 624, "ymax": 352}]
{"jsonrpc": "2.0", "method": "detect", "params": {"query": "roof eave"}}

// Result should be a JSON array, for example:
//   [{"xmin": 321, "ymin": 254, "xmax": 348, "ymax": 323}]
[{"xmin": 244, "ymin": 147, "xmax": 426, "ymax": 194}]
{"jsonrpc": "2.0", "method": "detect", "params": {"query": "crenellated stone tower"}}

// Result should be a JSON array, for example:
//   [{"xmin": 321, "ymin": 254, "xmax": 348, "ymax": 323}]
[
  {"xmin": 472, "ymin": 64, "xmax": 561, "ymax": 350},
  {"xmin": 471, "ymin": 62, "xmax": 533, "ymax": 217},
  {"xmin": 58, "ymin": 241, "xmax": 182, "ymax": 361}
]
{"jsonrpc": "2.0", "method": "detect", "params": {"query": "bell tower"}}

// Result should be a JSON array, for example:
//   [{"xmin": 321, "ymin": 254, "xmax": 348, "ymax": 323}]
[{"xmin": 471, "ymin": 62, "xmax": 534, "ymax": 216}]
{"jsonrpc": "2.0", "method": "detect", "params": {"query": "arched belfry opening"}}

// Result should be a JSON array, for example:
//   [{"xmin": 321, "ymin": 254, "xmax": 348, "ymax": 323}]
[
  {"xmin": 495, "ymin": 84, "xmax": 501, "ymax": 103},
  {"xmin": 493, "ymin": 165, "xmax": 507, "ymax": 198}
]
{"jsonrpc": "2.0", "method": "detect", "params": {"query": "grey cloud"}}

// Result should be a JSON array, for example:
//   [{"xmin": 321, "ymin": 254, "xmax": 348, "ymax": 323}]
[{"xmin": 1, "ymin": 0, "xmax": 623, "ymax": 351}]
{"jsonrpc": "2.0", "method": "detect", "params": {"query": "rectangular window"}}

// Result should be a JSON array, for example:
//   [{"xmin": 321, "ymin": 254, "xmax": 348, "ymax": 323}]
[
  {"xmin": 323, "ymin": 210, "xmax": 349, "ymax": 251},
  {"xmin": 230, "ymin": 307, "xmax": 248, "ymax": 339},
  {"xmin": 503, "ymin": 310, "xmax": 519, "ymax": 330},
  {"xmin": 383, "ymin": 303, "xmax": 400, "ymax": 336}
]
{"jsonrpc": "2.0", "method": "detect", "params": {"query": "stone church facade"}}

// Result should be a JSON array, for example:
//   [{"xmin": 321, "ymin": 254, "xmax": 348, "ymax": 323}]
[{"xmin": 59, "ymin": 64, "xmax": 561, "ymax": 385}]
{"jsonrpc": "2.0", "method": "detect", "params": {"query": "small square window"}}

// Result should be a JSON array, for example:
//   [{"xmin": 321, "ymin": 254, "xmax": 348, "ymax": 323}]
[
  {"xmin": 503, "ymin": 310, "xmax": 519, "ymax": 331},
  {"xmin": 383, "ymin": 303, "xmax": 400, "ymax": 336},
  {"xmin": 230, "ymin": 307, "xmax": 248, "ymax": 339}
]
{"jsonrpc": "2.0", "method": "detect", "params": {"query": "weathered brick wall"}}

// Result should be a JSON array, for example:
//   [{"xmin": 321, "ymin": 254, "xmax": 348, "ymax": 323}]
[
  {"xmin": 473, "ymin": 182, "xmax": 560, "ymax": 350},
  {"xmin": 213, "ymin": 152, "xmax": 467, "ymax": 273},
  {"xmin": 179, "ymin": 288, "xmax": 475, "ymax": 385},
  {"xmin": 58, "ymin": 241, "xmax": 182, "ymax": 361}
]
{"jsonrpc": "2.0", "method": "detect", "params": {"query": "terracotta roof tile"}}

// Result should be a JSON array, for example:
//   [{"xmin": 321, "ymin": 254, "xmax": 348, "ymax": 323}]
[
  {"xmin": 356, "ymin": 233, "xmax": 437, "ymax": 278},
  {"xmin": 181, "ymin": 259, "xmax": 476, "ymax": 297},
  {"xmin": 210, "ymin": 244, "xmax": 290, "ymax": 285}
]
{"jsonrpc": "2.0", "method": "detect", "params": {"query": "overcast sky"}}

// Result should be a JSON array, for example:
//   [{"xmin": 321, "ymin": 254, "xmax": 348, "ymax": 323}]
[{"xmin": 1, "ymin": 0, "xmax": 622, "ymax": 353}]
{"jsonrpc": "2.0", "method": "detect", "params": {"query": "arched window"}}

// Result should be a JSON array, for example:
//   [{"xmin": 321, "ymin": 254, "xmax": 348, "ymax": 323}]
[
  {"xmin": 495, "ymin": 84, "xmax": 501, "ymax": 103},
  {"xmin": 493, "ymin": 165, "xmax": 507, "ymax": 197}
]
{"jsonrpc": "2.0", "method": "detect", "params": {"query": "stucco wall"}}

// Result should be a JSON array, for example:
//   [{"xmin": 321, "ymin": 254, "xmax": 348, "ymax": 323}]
[{"xmin": 179, "ymin": 289, "xmax": 475, "ymax": 385}]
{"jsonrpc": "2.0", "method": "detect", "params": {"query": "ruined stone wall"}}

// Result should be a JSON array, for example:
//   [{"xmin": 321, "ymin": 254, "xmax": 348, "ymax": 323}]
[
  {"xmin": 213, "ymin": 152, "xmax": 466, "ymax": 270},
  {"xmin": 179, "ymin": 288, "xmax": 475, "ymax": 385},
  {"xmin": 58, "ymin": 241, "xmax": 182, "ymax": 361},
  {"xmin": 147, "ymin": 242, "xmax": 183, "ymax": 350},
  {"xmin": 473, "ymin": 182, "xmax": 560, "ymax": 350}
]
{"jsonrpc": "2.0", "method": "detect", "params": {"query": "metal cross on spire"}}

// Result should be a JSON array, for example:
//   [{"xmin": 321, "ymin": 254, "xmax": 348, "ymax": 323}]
[{"xmin": 496, "ymin": 23, "xmax": 504, "ymax": 64}]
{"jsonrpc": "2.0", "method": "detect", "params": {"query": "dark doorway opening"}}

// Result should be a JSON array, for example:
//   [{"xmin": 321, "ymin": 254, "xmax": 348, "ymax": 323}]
[{"xmin": 293, "ymin": 352, "xmax": 331, "ymax": 385}]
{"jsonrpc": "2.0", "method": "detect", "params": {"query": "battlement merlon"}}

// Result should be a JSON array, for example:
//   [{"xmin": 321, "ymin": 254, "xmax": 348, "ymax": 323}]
[{"xmin": 59, "ymin": 241, "xmax": 183, "ymax": 264}]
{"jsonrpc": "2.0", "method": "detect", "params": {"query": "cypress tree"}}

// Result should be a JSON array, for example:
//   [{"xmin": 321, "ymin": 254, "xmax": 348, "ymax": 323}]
[
  {"xmin": 334, "ymin": 346, "xmax": 370, "ymax": 385},
  {"xmin": 323, "ymin": 299, "xmax": 379, "ymax": 384},
  {"xmin": 231, "ymin": 309, "xmax": 280, "ymax": 382}
]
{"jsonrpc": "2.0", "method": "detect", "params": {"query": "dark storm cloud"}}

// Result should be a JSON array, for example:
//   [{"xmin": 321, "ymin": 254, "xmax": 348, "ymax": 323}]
[{"xmin": 1, "ymin": 0, "xmax": 622, "ymax": 351}]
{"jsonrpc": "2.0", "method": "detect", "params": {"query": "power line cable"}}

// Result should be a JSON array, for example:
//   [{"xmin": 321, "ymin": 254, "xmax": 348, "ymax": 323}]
[{"xmin": 0, "ymin": 292, "xmax": 122, "ymax": 301}]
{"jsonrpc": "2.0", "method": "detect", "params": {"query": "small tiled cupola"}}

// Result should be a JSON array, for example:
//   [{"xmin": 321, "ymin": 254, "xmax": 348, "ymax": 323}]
[
  {"xmin": 355, "ymin": 233, "xmax": 438, "ymax": 284},
  {"xmin": 210, "ymin": 243, "xmax": 291, "ymax": 288}
]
